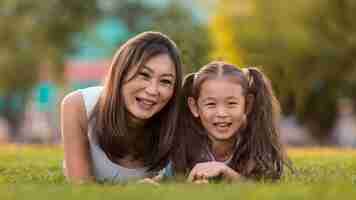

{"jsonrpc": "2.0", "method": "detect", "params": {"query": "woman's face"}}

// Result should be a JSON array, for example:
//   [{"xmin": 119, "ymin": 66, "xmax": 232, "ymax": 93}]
[{"xmin": 122, "ymin": 53, "xmax": 176, "ymax": 124}]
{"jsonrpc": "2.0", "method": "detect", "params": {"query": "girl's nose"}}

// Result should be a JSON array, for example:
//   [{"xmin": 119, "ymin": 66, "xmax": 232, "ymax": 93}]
[{"xmin": 216, "ymin": 106, "xmax": 229, "ymax": 117}]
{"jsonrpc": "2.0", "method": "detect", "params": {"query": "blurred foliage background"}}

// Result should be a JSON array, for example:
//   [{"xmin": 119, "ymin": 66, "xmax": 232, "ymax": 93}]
[
  {"xmin": 0, "ymin": 0, "xmax": 98, "ymax": 137},
  {"xmin": 0, "ymin": 0, "xmax": 356, "ymax": 145},
  {"xmin": 226, "ymin": 0, "xmax": 356, "ymax": 143}
]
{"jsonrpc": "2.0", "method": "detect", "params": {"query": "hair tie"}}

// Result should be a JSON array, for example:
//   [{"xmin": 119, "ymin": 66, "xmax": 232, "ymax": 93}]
[
  {"xmin": 242, "ymin": 68, "xmax": 253, "ymax": 88},
  {"xmin": 193, "ymin": 72, "xmax": 198, "ymax": 83}
]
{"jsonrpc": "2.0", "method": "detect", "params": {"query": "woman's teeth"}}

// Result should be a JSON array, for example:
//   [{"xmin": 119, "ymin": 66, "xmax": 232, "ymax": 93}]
[{"xmin": 137, "ymin": 97, "xmax": 156, "ymax": 109}]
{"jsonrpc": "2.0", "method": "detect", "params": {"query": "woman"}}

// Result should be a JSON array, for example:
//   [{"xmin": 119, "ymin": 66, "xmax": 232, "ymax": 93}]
[{"xmin": 61, "ymin": 31, "xmax": 182, "ymax": 184}]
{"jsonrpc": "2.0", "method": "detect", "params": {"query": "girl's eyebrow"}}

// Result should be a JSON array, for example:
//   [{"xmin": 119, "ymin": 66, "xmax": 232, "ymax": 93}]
[
  {"xmin": 226, "ymin": 96, "xmax": 239, "ymax": 100},
  {"xmin": 143, "ymin": 65, "xmax": 175, "ymax": 78},
  {"xmin": 200, "ymin": 96, "xmax": 240, "ymax": 104},
  {"xmin": 201, "ymin": 97, "xmax": 216, "ymax": 103}
]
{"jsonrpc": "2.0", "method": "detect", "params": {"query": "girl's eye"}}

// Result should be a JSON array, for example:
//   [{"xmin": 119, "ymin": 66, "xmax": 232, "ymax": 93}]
[
  {"xmin": 205, "ymin": 103, "xmax": 216, "ymax": 107},
  {"xmin": 228, "ymin": 102, "xmax": 239, "ymax": 107}
]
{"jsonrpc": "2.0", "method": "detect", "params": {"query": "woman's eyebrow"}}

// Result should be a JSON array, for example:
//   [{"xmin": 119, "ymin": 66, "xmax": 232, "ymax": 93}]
[
  {"xmin": 143, "ymin": 65, "xmax": 175, "ymax": 78},
  {"xmin": 142, "ymin": 66, "xmax": 153, "ymax": 73},
  {"xmin": 161, "ymin": 74, "xmax": 175, "ymax": 78}
]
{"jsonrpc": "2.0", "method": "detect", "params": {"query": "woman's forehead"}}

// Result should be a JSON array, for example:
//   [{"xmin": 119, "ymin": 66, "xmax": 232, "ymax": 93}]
[
  {"xmin": 124, "ymin": 54, "xmax": 176, "ymax": 80},
  {"xmin": 144, "ymin": 54, "xmax": 176, "ymax": 75}
]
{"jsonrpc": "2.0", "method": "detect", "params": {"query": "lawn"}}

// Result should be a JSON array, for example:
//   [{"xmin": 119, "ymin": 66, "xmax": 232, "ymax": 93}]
[{"xmin": 0, "ymin": 145, "xmax": 355, "ymax": 200}]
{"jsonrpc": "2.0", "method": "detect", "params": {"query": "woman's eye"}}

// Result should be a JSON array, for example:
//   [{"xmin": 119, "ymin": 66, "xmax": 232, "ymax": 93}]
[
  {"xmin": 160, "ymin": 79, "xmax": 173, "ymax": 86},
  {"xmin": 138, "ymin": 72, "xmax": 150, "ymax": 79},
  {"xmin": 229, "ymin": 102, "xmax": 238, "ymax": 105}
]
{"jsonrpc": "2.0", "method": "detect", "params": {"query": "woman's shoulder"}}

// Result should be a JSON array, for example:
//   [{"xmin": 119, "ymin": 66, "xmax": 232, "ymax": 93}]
[
  {"xmin": 82, "ymin": 86, "xmax": 103, "ymax": 116},
  {"xmin": 78, "ymin": 86, "xmax": 104, "ymax": 95},
  {"xmin": 61, "ymin": 90, "xmax": 85, "ymax": 112},
  {"xmin": 61, "ymin": 86, "xmax": 103, "ymax": 120},
  {"xmin": 70, "ymin": 86, "xmax": 103, "ymax": 118},
  {"xmin": 60, "ymin": 90, "xmax": 89, "ymax": 144},
  {"xmin": 61, "ymin": 90, "xmax": 87, "ymax": 122}
]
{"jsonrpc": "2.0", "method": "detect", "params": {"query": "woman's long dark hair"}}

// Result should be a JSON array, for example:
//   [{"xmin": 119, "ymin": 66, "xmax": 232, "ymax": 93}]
[
  {"xmin": 90, "ymin": 32, "xmax": 182, "ymax": 171},
  {"xmin": 172, "ymin": 61, "xmax": 291, "ymax": 180}
]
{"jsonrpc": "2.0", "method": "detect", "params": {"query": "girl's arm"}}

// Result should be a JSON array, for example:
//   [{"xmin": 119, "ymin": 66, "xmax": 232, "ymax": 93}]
[
  {"xmin": 61, "ymin": 91, "xmax": 94, "ymax": 183},
  {"xmin": 188, "ymin": 161, "xmax": 243, "ymax": 183},
  {"xmin": 220, "ymin": 165, "xmax": 242, "ymax": 182}
]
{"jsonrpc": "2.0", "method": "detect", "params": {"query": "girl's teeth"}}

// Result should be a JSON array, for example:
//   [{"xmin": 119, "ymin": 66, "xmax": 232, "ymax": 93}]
[{"xmin": 216, "ymin": 123, "xmax": 229, "ymax": 127}]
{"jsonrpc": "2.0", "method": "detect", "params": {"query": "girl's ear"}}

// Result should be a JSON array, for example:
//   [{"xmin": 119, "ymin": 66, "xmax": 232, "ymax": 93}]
[
  {"xmin": 245, "ymin": 94, "xmax": 254, "ymax": 115},
  {"xmin": 188, "ymin": 97, "xmax": 199, "ymax": 118}
]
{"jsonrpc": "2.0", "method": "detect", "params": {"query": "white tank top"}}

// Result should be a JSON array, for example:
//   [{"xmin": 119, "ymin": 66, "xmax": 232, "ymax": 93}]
[{"xmin": 79, "ymin": 86, "xmax": 158, "ymax": 183}]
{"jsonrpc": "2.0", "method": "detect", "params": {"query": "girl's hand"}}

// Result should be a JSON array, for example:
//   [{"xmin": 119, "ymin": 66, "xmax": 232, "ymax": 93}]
[{"xmin": 187, "ymin": 161, "xmax": 241, "ymax": 183}]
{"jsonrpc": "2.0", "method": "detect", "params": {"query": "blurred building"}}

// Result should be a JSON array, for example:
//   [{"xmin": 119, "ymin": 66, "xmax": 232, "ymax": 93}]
[
  {"xmin": 18, "ymin": 16, "xmax": 130, "ymax": 143},
  {"xmin": 16, "ymin": 1, "xmax": 178, "ymax": 143},
  {"xmin": 0, "ymin": 117, "xmax": 10, "ymax": 143},
  {"xmin": 279, "ymin": 115, "xmax": 316, "ymax": 147},
  {"xmin": 331, "ymin": 98, "xmax": 356, "ymax": 148},
  {"xmin": 7, "ymin": 0, "xmax": 207, "ymax": 143}
]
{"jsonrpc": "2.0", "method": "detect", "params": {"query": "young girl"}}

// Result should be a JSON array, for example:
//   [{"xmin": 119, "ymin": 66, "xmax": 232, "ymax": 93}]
[
  {"xmin": 61, "ymin": 32, "xmax": 182, "ymax": 184},
  {"xmin": 172, "ymin": 61, "xmax": 290, "ymax": 183}
]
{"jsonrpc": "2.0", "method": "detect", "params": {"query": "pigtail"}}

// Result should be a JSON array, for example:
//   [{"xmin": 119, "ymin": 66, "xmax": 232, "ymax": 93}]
[
  {"xmin": 171, "ymin": 73, "xmax": 195, "ymax": 176},
  {"xmin": 239, "ymin": 67, "xmax": 288, "ymax": 180},
  {"xmin": 172, "ymin": 73, "xmax": 208, "ymax": 177}
]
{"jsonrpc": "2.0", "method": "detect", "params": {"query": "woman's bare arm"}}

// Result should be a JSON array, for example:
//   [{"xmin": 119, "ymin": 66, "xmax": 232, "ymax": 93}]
[{"xmin": 61, "ymin": 91, "xmax": 94, "ymax": 183}]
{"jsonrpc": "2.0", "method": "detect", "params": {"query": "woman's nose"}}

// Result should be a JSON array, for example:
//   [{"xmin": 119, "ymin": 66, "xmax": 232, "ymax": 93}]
[{"xmin": 145, "ymin": 80, "xmax": 159, "ymax": 96}]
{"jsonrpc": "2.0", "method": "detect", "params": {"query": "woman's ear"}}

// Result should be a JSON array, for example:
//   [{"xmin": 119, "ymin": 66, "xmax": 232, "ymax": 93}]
[
  {"xmin": 188, "ymin": 97, "xmax": 199, "ymax": 118},
  {"xmin": 245, "ymin": 94, "xmax": 254, "ymax": 115}
]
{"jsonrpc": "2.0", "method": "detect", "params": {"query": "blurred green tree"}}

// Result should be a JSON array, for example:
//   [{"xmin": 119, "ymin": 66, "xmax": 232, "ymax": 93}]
[
  {"xmin": 0, "ymin": 0, "xmax": 98, "ymax": 136},
  {"xmin": 229, "ymin": 0, "xmax": 356, "ymax": 143},
  {"xmin": 108, "ymin": 0, "xmax": 211, "ymax": 73},
  {"xmin": 147, "ymin": 1, "xmax": 211, "ymax": 73},
  {"xmin": 207, "ymin": 0, "xmax": 248, "ymax": 66},
  {"xmin": 102, "ymin": 0, "xmax": 157, "ymax": 33}
]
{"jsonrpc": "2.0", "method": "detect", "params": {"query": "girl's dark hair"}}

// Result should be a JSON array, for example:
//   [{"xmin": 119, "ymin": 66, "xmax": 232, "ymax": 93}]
[
  {"xmin": 172, "ymin": 61, "xmax": 291, "ymax": 180},
  {"xmin": 90, "ymin": 31, "xmax": 182, "ymax": 171}
]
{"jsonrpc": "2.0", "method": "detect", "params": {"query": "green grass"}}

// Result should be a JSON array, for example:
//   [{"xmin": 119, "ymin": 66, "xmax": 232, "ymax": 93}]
[{"xmin": 1, "ymin": 145, "xmax": 356, "ymax": 200}]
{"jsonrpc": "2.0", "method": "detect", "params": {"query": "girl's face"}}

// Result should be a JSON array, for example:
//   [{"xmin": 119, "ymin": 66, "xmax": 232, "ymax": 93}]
[
  {"xmin": 122, "ymin": 53, "xmax": 176, "ymax": 124},
  {"xmin": 188, "ymin": 78, "xmax": 246, "ymax": 144}
]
